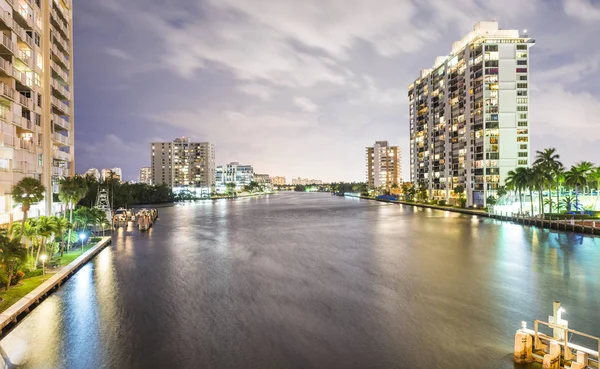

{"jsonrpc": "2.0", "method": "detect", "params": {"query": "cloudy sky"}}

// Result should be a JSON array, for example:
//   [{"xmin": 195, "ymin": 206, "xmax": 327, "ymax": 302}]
[{"xmin": 74, "ymin": 0, "xmax": 600, "ymax": 182}]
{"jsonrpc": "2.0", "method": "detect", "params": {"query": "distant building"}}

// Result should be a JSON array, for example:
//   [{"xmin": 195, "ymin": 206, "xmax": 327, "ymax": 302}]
[
  {"xmin": 101, "ymin": 168, "xmax": 123, "ymax": 182},
  {"xmin": 254, "ymin": 174, "xmax": 271, "ymax": 184},
  {"xmin": 366, "ymin": 141, "xmax": 401, "ymax": 189},
  {"xmin": 85, "ymin": 168, "xmax": 101, "ymax": 181},
  {"xmin": 150, "ymin": 138, "xmax": 216, "ymax": 195},
  {"xmin": 291, "ymin": 178, "xmax": 323, "ymax": 186},
  {"xmin": 139, "ymin": 167, "xmax": 152, "ymax": 185},
  {"xmin": 270, "ymin": 176, "xmax": 286, "ymax": 186},
  {"xmin": 216, "ymin": 162, "xmax": 254, "ymax": 190}
]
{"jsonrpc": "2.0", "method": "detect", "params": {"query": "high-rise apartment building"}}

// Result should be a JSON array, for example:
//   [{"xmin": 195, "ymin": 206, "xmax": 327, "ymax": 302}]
[
  {"xmin": 409, "ymin": 21, "xmax": 533, "ymax": 206},
  {"xmin": 151, "ymin": 138, "xmax": 216, "ymax": 190},
  {"xmin": 101, "ymin": 167, "xmax": 122, "ymax": 182},
  {"xmin": 270, "ymin": 176, "xmax": 286, "ymax": 186},
  {"xmin": 84, "ymin": 168, "xmax": 100, "ymax": 181},
  {"xmin": 215, "ymin": 162, "xmax": 253, "ymax": 189},
  {"xmin": 139, "ymin": 166, "xmax": 151, "ymax": 185},
  {"xmin": 0, "ymin": 0, "xmax": 74, "ymax": 224},
  {"xmin": 366, "ymin": 141, "xmax": 401, "ymax": 189}
]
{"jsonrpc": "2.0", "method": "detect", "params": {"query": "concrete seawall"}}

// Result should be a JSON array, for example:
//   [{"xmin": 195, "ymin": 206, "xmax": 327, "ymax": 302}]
[
  {"xmin": 350, "ymin": 195, "xmax": 600, "ymax": 236},
  {"xmin": 0, "ymin": 236, "xmax": 112, "ymax": 335}
]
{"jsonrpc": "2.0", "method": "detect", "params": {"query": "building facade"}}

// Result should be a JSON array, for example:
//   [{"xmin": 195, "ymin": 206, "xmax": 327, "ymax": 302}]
[
  {"xmin": 409, "ymin": 21, "xmax": 533, "ymax": 206},
  {"xmin": 291, "ymin": 178, "xmax": 323, "ymax": 186},
  {"xmin": 101, "ymin": 167, "xmax": 122, "ymax": 182},
  {"xmin": 366, "ymin": 141, "xmax": 401, "ymax": 189},
  {"xmin": 0, "ymin": 0, "xmax": 74, "ymax": 224},
  {"xmin": 270, "ymin": 176, "xmax": 286, "ymax": 186},
  {"xmin": 151, "ymin": 138, "xmax": 216, "ymax": 191},
  {"xmin": 215, "ymin": 162, "xmax": 254, "ymax": 190},
  {"xmin": 84, "ymin": 168, "xmax": 100, "ymax": 181},
  {"xmin": 139, "ymin": 166, "xmax": 151, "ymax": 185}
]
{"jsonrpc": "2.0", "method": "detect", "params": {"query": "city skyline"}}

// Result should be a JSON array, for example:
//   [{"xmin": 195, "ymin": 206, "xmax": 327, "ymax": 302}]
[{"xmin": 73, "ymin": 0, "xmax": 600, "ymax": 182}]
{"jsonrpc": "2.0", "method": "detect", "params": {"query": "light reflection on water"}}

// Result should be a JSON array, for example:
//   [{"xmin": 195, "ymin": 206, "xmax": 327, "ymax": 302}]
[{"xmin": 0, "ymin": 193, "xmax": 599, "ymax": 369}]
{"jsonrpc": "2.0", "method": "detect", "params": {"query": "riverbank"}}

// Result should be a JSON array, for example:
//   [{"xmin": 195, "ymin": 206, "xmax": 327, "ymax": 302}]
[
  {"xmin": 348, "ymin": 195, "xmax": 600, "ymax": 236},
  {"xmin": 211, "ymin": 191, "xmax": 276, "ymax": 200},
  {"xmin": 0, "ymin": 236, "xmax": 112, "ymax": 334}
]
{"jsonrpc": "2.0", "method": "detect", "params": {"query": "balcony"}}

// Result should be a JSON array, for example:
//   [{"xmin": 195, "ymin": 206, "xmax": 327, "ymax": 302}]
[
  {"xmin": 12, "ymin": 22, "xmax": 33, "ymax": 49},
  {"xmin": 52, "ymin": 114, "xmax": 69, "ymax": 131},
  {"xmin": 52, "ymin": 78, "xmax": 70, "ymax": 99},
  {"xmin": 0, "ymin": 11, "xmax": 13, "ymax": 29},
  {"xmin": 0, "ymin": 58, "xmax": 12, "ymax": 76},
  {"xmin": 52, "ymin": 166, "xmax": 69, "ymax": 177},
  {"xmin": 51, "ymin": 44, "xmax": 70, "ymax": 70},
  {"xmin": 50, "ymin": 60, "xmax": 69, "ymax": 82},
  {"xmin": 52, "ymin": 132, "xmax": 69, "ymax": 146},
  {"xmin": 0, "ymin": 82, "xmax": 15, "ymax": 101},
  {"xmin": 16, "ymin": 49, "xmax": 34, "ymax": 70},
  {"xmin": 0, "ymin": 34, "xmax": 14, "ymax": 54},
  {"xmin": 15, "ymin": 137, "xmax": 34, "ymax": 151},
  {"xmin": 14, "ymin": 3, "xmax": 34, "ymax": 30},
  {"xmin": 1, "ymin": 133, "xmax": 14, "ymax": 147},
  {"xmin": 51, "ymin": 9, "xmax": 69, "ymax": 39},
  {"xmin": 18, "ymin": 93, "xmax": 33, "ymax": 110},
  {"xmin": 13, "ymin": 69, "xmax": 32, "ymax": 89},
  {"xmin": 52, "ymin": 31, "xmax": 69, "ymax": 54},
  {"xmin": 51, "ymin": 96, "xmax": 69, "ymax": 115},
  {"xmin": 53, "ymin": 150, "xmax": 70, "ymax": 161}
]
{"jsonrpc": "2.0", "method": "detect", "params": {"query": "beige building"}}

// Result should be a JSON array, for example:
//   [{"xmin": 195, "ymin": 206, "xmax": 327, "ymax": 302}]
[
  {"xmin": 84, "ymin": 167, "xmax": 100, "ymax": 181},
  {"xmin": 270, "ymin": 176, "xmax": 286, "ymax": 186},
  {"xmin": 0, "ymin": 0, "xmax": 74, "ymax": 224},
  {"xmin": 366, "ymin": 141, "xmax": 401, "ymax": 189},
  {"xmin": 151, "ymin": 138, "xmax": 216, "ymax": 190},
  {"xmin": 291, "ymin": 178, "xmax": 322, "ymax": 186},
  {"xmin": 139, "ymin": 166, "xmax": 151, "ymax": 184},
  {"xmin": 101, "ymin": 167, "xmax": 122, "ymax": 182}
]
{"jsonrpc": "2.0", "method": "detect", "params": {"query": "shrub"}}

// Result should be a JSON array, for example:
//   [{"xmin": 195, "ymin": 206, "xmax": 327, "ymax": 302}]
[
  {"xmin": 438, "ymin": 200, "xmax": 446, "ymax": 206},
  {"xmin": 429, "ymin": 200, "xmax": 438, "ymax": 205},
  {"xmin": 24, "ymin": 268, "xmax": 43, "ymax": 279},
  {"xmin": 90, "ymin": 237, "xmax": 102, "ymax": 243},
  {"xmin": 11, "ymin": 270, "xmax": 25, "ymax": 286},
  {"xmin": 459, "ymin": 198, "xmax": 467, "ymax": 208}
]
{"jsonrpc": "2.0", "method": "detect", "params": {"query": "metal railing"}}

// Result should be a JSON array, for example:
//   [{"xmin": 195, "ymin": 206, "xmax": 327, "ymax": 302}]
[{"xmin": 533, "ymin": 320, "xmax": 600, "ymax": 364}]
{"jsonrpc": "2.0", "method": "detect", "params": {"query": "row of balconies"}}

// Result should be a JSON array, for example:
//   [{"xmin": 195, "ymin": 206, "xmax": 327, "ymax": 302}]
[
  {"xmin": 52, "ymin": 113, "xmax": 69, "ymax": 131},
  {"xmin": 51, "ymin": 8, "xmax": 69, "ymax": 38},
  {"xmin": 51, "ymin": 78, "xmax": 70, "ymax": 99},
  {"xmin": 52, "ymin": 166, "xmax": 70, "ymax": 177},
  {"xmin": 52, "ymin": 31, "xmax": 69, "ymax": 54},
  {"xmin": 53, "ymin": 150, "xmax": 70, "ymax": 161},
  {"xmin": 13, "ymin": 68, "xmax": 34, "ymax": 90},
  {"xmin": 51, "ymin": 60, "xmax": 69, "ymax": 82},
  {"xmin": 52, "ymin": 132, "xmax": 69, "ymax": 146}
]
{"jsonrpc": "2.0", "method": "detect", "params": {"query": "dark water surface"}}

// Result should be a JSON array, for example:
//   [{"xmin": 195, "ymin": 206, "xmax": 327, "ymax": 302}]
[{"xmin": 1, "ymin": 193, "xmax": 599, "ymax": 369}]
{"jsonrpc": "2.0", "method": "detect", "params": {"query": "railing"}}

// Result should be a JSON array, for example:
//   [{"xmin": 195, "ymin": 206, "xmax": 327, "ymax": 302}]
[
  {"xmin": 16, "ymin": 138, "xmax": 34, "ymax": 151},
  {"xmin": 51, "ymin": 78, "xmax": 70, "ymax": 99},
  {"xmin": 52, "ymin": 31, "xmax": 69, "ymax": 53},
  {"xmin": 53, "ymin": 150, "xmax": 70, "ymax": 161},
  {"xmin": 18, "ymin": 93, "xmax": 33, "ymax": 110},
  {"xmin": 52, "ymin": 114, "xmax": 69, "ymax": 130},
  {"xmin": 51, "ymin": 96, "xmax": 69, "ymax": 114},
  {"xmin": 1, "ymin": 34, "xmax": 14, "ymax": 53},
  {"xmin": 51, "ymin": 9, "xmax": 69, "ymax": 37},
  {"xmin": 50, "ymin": 60, "xmax": 69, "ymax": 82},
  {"xmin": 0, "ymin": 82, "xmax": 14, "ymax": 100},
  {"xmin": 0, "ymin": 11, "xmax": 12, "ymax": 28},
  {"xmin": 52, "ymin": 132, "xmax": 69, "ymax": 145},
  {"xmin": 12, "ymin": 68, "xmax": 31, "ymax": 87},
  {"xmin": 2, "ymin": 133, "xmax": 14, "ymax": 147},
  {"xmin": 0, "ymin": 58, "xmax": 12, "ymax": 75},
  {"xmin": 51, "ymin": 43, "xmax": 70, "ymax": 69},
  {"xmin": 533, "ymin": 320, "xmax": 600, "ymax": 360}
]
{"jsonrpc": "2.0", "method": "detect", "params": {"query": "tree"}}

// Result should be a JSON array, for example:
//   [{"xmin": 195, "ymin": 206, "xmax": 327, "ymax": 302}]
[
  {"xmin": 496, "ymin": 186, "xmax": 507, "ymax": 205},
  {"xmin": 59, "ymin": 176, "xmax": 88, "ymax": 248},
  {"xmin": 565, "ymin": 166, "xmax": 588, "ymax": 212},
  {"xmin": 505, "ymin": 167, "xmax": 530, "ymax": 214},
  {"xmin": 225, "ymin": 182, "xmax": 237, "ymax": 196},
  {"xmin": 34, "ymin": 216, "xmax": 57, "ymax": 266},
  {"xmin": 534, "ymin": 148, "xmax": 562, "ymax": 214},
  {"xmin": 54, "ymin": 217, "xmax": 72, "ymax": 256},
  {"xmin": 453, "ymin": 185, "xmax": 466, "ymax": 207},
  {"xmin": 590, "ymin": 167, "xmax": 600, "ymax": 210},
  {"xmin": 0, "ymin": 233, "xmax": 27, "ymax": 290},
  {"xmin": 531, "ymin": 164, "xmax": 552, "ymax": 217},
  {"xmin": 486, "ymin": 196, "xmax": 497, "ymax": 212},
  {"xmin": 11, "ymin": 177, "xmax": 45, "ymax": 243},
  {"xmin": 10, "ymin": 219, "xmax": 38, "ymax": 263}
]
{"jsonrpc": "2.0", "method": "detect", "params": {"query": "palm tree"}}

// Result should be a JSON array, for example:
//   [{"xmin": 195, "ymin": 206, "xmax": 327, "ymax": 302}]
[
  {"xmin": 496, "ymin": 186, "xmax": 507, "ymax": 205},
  {"xmin": 505, "ymin": 167, "xmax": 530, "ymax": 214},
  {"xmin": 590, "ymin": 167, "xmax": 600, "ymax": 210},
  {"xmin": 53, "ymin": 217, "xmax": 72, "ymax": 256},
  {"xmin": 564, "ymin": 166, "xmax": 588, "ymax": 213},
  {"xmin": 575, "ymin": 161, "xmax": 595, "ymax": 195},
  {"xmin": 534, "ymin": 148, "xmax": 562, "ymax": 214},
  {"xmin": 532, "ymin": 164, "xmax": 553, "ymax": 217},
  {"xmin": 10, "ymin": 220, "xmax": 38, "ymax": 263},
  {"xmin": 34, "ymin": 216, "xmax": 57, "ymax": 266},
  {"xmin": 0, "ymin": 233, "xmax": 27, "ymax": 290},
  {"xmin": 59, "ymin": 176, "xmax": 88, "ymax": 249},
  {"xmin": 11, "ymin": 177, "xmax": 45, "ymax": 243}
]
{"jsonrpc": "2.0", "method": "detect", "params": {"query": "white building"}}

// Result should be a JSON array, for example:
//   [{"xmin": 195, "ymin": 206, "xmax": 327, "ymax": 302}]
[
  {"xmin": 409, "ymin": 21, "xmax": 533, "ymax": 206},
  {"xmin": 85, "ymin": 168, "xmax": 100, "ymax": 181},
  {"xmin": 291, "ymin": 178, "xmax": 323, "ymax": 186},
  {"xmin": 151, "ymin": 138, "xmax": 216, "ymax": 196},
  {"xmin": 216, "ymin": 162, "xmax": 254, "ymax": 191},
  {"xmin": 139, "ymin": 166, "xmax": 151, "ymax": 185},
  {"xmin": 101, "ymin": 167, "xmax": 122, "ymax": 182},
  {"xmin": 366, "ymin": 141, "xmax": 401, "ymax": 189},
  {"xmin": 0, "ymin": 0, "xmax": 75, "ymax": 224}
]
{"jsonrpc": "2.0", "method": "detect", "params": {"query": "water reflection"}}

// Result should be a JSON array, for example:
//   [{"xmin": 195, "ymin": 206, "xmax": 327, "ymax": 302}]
[{"xmin": 0, "ymin": 193, "xmax": 599, "ymax": 369}]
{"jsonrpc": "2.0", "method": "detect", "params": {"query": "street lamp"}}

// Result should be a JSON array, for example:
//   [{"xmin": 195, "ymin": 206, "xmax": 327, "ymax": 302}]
[
  {"xmin": 79, "ymin": 232, "xmax": 86, "ymax": 252},
  {"xmin": 40, "ymin": 254, "xmax": 47, "ymax": 280},
  {"xmin": 102, "ymin": 222, "xmax": 107, "ymax": 237}
]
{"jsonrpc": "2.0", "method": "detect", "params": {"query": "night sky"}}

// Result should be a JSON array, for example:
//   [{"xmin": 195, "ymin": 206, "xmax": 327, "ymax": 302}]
[{"xmin": 73, "ymin": 0, "xmax": 600, "ymax": 182}]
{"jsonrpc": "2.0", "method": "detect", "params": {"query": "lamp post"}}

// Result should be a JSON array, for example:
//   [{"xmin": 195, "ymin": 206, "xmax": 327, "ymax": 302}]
[
  {"xmin": 79, "ymin": 232, "xmax": 86, "ymax": 252},
  {"xmin": 40, "ymin": 254, "xmax": 47, "ymax": 281},
  {"xmin": 102, "ymin": 222, "xmax": 106, "ymax": 237}
]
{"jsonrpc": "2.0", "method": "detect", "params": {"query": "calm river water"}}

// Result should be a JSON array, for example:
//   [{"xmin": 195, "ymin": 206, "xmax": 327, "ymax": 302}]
[{"xmin": 1, "ymin": 193, "xmax": 599, "ymax": 368}]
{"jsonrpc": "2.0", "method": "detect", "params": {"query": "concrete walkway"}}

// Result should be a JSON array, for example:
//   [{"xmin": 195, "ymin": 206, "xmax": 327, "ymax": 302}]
[{"xmin": 0, "ymin": 236, "xmax": 112, "ymax": 333}]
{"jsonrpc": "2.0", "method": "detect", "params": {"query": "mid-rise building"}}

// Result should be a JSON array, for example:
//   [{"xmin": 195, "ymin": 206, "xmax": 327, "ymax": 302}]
[
  {"xmin": 291, "ymin": 178, "xmax": 323, "ymax": 186},
  {"xmin": 0, "ymin": 0, "xmax": 74, "ymax": 224},
  {"xmin": 84, "ymin": 168, "xmax": 100, "ymax": 181},
  {"xmin": 270, "ymin": 176, "xmax": 286, "ymax": 186},
  {"xmin": 216, "ymin": 162, "xmax": 254, "ymax": 190},
  {"xmin": 151, "ymin": 138, "xmax": 216, "ymax": 192},
  {"xmin": 366, "ymin": 141, "xmax": 401, "ymax": 189},
  {"xmin": 139, "ymin": 166, "xmax": 151, "ymax": 185},
  {"xmin": 102, "ymin": 167, "xmax": 122, "ymax": 182},
  {"xmin": 408, "ymin": 21, "xmax": 533, "ymax": 206}
]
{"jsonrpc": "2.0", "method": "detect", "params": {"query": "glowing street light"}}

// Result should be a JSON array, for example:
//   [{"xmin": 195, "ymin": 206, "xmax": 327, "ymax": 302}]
[
  {"xmin": 79, "ymin": 232, "xmax": 86, "ymax": 251},
  {"xmin": 40, "ymin": 254, "xmax": 47, "ymax": 280}
]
